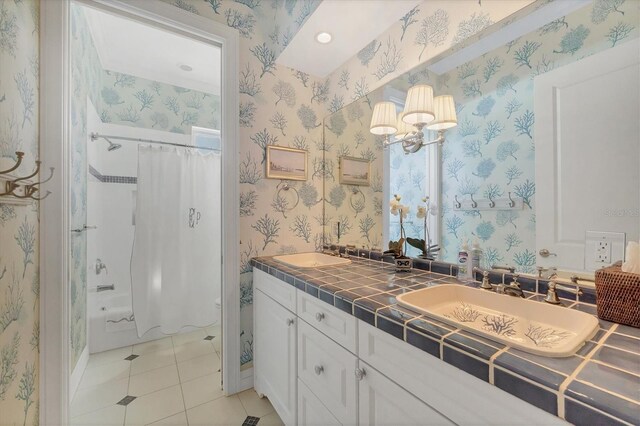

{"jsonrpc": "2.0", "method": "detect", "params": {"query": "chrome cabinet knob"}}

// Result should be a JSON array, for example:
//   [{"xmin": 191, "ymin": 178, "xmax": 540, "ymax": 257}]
[
  {"xmin": 314, "ymin": 365, "xmax": 324, "ymax": 375},
  {"xmin": 315, "ymin": 312, "xmax": 325, "ymax": 322},
  {"xmin": 539, "ymin": 249, "xmax": 557, "ymax": 258},
  {"xmin": 355, "ymin": 367, "xmax": 366, "ymax": 380},
  {"xmin": 286, "ymin": 318, "xmax": 294, "ymax": 326}
]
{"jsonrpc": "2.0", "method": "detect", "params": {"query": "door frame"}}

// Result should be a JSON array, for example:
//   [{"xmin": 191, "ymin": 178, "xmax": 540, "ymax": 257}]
[{"xmin": 39, "ymin": 1, "xmax": 239, "ymax": 424}]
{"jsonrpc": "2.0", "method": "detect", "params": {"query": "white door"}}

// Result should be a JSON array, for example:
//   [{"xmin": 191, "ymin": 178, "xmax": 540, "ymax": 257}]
[
  {"xmin": 254, "ymin": 289, "xmax": 297, "ymax": 426},
  {"xmin": 535, "ymin": 39, "xmax": 640, "ymax": 272},
  {"xmin": 358, "ymin": 362, "xmax": 454, "ymax": 426}
]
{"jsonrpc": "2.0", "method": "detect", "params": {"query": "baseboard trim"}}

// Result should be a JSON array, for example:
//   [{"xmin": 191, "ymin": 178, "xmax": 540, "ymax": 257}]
[{"xmin": 69, "ymin": 346, "xmax": 89, "ymax": 401}]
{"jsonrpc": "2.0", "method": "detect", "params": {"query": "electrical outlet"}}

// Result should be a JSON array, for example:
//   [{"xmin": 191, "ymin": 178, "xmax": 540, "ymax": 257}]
[
  {"xmin": 585, "ymin": 231, "xmax": 626, "ymax": 271},
  {"xmin": 595, "ymin": 240, "xmax": 611, "ymax": 263}
]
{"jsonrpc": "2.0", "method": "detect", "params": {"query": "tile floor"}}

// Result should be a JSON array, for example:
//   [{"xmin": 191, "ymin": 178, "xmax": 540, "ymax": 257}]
[{"xmin": 71, "ymin": 325, "xmax": 283, "ymax": 426}]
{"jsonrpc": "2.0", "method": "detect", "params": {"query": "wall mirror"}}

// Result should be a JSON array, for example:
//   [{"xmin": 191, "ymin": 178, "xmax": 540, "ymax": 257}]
[{"xmin": 322, "ymin": 0, "xmax": 639, "ymax": 280}]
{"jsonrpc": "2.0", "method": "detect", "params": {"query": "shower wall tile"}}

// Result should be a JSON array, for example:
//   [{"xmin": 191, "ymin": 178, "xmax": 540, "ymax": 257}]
[
  {"xmin": 0, "ymin": 1, "xmax": 40, "ymax": 424},
  {"xmin": 89, "ymin": 166, "xmax": 138, "ymax": 185}
]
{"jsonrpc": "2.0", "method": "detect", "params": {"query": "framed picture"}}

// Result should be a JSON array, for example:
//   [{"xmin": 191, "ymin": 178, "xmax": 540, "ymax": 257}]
[
  {"xmin": 266, "ymin": 145, "xmax": 308, "ymax": 181},
  {"xmin": 339, "ymin": 156, "xmax": 370, "ymax": 186}
]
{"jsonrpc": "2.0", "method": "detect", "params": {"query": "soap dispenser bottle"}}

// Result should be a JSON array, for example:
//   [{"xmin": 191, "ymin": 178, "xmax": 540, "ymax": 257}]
[
  {"xmin": 457, "ymin": 241, "xmax": 469, "ymax": 279},
  {"xmin": 469, "ymin": 240, "xmax": 482, "ymax": 279}
]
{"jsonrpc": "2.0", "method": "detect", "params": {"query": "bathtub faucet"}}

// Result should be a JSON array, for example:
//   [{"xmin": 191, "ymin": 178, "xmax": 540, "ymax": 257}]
[
  {"xmin": 95, "ymin": 258, "xmax": 108, "ymax": 275},
  {"xmin": 97, "ymin": 284, "xmax": 115, "ymax": 292}
]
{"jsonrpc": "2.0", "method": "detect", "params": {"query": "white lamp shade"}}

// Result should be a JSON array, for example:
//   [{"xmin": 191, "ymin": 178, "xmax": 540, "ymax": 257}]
[
  {"xmin": 394, "ymin": 112, "xmax": 414, "ymax": 139},
  {"xmin": 402, "ymin": 84, "xmax": 435, "ymax": 125},
  {"xmin": 370, "ymin": 102, "xmax": 398, "ymax": 135},
  {"xmin": 426, "ymin": 95, "xmax": 457, "ymax": 130}
]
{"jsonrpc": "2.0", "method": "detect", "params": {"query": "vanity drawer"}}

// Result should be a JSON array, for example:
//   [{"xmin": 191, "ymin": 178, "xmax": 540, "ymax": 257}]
[
  {"xmin": 254, "ymin": 269, "xmax": 296, "ymax": 313},
  {"xmin": 297, "ymin": 290, "xmax": 357, "ymax": 353},
  {"xmin": 298, "ymin": 320, "xmax": 358, "ymax": 425}
]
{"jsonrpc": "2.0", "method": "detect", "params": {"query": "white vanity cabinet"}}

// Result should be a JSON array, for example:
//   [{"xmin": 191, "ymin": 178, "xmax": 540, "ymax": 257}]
[
  {"xmin": 253, "ymin": 269, "xmax": 567, "ymax": 426},
  {"xmin": 254, "ymin": 272, "xmax": 297, "ymax": 426}
]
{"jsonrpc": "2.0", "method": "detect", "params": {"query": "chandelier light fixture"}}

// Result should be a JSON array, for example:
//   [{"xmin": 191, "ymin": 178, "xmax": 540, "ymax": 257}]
[{"xmin": 370, "ymin": 85, "xmax": 457, "ymax": 154}]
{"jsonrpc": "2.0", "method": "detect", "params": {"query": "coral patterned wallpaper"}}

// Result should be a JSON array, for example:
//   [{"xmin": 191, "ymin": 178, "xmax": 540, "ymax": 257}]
[
  {"xmin": 1, "ymin": 1, "xmax": 638, "ymax": 421},
  {"xmin": 0, "ymin": 0, "xmax": 40, "ymax": 425}
]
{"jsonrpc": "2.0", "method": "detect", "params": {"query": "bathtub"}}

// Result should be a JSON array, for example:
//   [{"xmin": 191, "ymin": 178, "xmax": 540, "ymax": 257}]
[{"xmin": 88, "ymin": 290, "xmax": 220, "ymax": 354}]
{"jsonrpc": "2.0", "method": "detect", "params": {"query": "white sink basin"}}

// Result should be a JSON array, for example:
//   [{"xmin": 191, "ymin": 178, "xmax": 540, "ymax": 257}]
[
  {"xmin": 273, "ymin": 252, "xmax": 352, "ymax": 268},
  {"xmin": 397, "ymin": 285, "xmax": 599, "ymax": 357}
]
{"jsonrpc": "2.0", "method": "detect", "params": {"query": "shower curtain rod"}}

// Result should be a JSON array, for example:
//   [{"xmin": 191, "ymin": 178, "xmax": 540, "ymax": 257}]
[{"xmin": 90, "ymin": 132, "xmax": 220, "ymax": 151}]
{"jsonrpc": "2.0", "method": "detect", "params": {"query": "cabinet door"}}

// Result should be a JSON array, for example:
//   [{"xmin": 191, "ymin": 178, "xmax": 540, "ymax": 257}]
[
  {"xmin": 298, "ymin": 379, "xmax": 341, "ymax": 426},
  {"xmin": 298, "ymin": 320, "xmax": 358, "ymax": 425},
  {"xmin": 254, "ymin": 289, "xmax": 297, "ymax": 426},
  {"xmin": 358, "ymin": 362, "xmax": 454, "ymax": 426}
]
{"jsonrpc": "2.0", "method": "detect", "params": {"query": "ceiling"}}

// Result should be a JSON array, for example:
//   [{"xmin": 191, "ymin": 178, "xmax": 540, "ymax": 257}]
[
  {"xmin": 83, "ymin": 6, "xmax": 221, "ymax": 95},
  {"xmin": 276, "ymin": 0, "xmax": 422, "ymax": 78}
]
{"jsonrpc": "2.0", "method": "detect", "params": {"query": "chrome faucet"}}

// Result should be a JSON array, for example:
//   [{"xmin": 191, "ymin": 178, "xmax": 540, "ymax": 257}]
[
  {"xmin": 97, "ymin": 284, "xmax": 115, "ymax": 292},
  {"xmin": 474, "ymin": 268, "xmax": 493, "ymax": 290},
  {"xmin": 323, "ymin": 247, "xmax": 340, "ymax": 257},
  {"xmin": 342, "ymin": 244, "xmax": 357, "ymax": 259},
  {"xmin": 95, "ymin": 258, "xmax": 108, "ymax": 275},
  {"xmin": 544, "ymin": 280, "xmax": 583, "ymax": 305},
  {"xmin": 496, "ymin": 274, "xmax": 524, "ymax": 298},
  {"xmin": 491, "ymin": 264, "xmax": 516, "ymax": 273},
  {"xmin": 536, "ymin": 266, "xmax": 558, "ymax": 280}
]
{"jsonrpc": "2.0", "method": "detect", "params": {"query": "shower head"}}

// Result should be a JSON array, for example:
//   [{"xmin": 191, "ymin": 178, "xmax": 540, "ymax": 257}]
[
  {"xmin": 91, "ymin": 133, "xmax": 122, "ymax": 151},
  {"xmin": 104, "ymin": 137, "xmax": 122, "ymax": 152}
]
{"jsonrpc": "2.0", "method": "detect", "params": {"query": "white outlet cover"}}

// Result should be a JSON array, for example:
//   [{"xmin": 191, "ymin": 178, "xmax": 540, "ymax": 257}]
[{"xmin": 584, "ymin": 231, "xmax": 626, "ymax": 271}]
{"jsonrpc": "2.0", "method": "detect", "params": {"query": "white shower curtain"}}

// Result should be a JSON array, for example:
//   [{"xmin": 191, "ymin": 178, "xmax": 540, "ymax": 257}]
[{"xmin": 131, "ymin": 145, "xmax": 221, "ymax": 337}]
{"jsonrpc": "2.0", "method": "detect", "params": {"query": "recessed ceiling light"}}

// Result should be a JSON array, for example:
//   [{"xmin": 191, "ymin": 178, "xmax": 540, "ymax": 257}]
[
  {"xmin": 316, "ymin": 32, "xmax": 332, "ymax": 44},
  {"xmin": 179, "ymin": 64, "xmax": 193, "ymax": 72}
]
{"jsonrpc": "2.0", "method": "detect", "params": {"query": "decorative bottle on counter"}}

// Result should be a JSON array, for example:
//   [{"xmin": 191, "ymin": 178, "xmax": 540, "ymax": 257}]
[
  {"xmin": 457, "ymin": 242, "xmax": 469, "ymax": 279},
  {"xmin": 469, "ymin": 240, "xmax": 482, "ymax": 279}
]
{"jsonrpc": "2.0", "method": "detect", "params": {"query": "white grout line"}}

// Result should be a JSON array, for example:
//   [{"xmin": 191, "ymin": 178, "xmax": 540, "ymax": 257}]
[
  {"xmin": 557, "ymin": 324, "xmax": 619, "ymax": 420},
  {"xmin": 439, "ymin": 329, "xmax": 459, "ymax": 359},
  {"xmin": 488, "ymin": 346, "xmax": 509, "ymax": 385},
  {"xmin": 589, "ymin": 357, "xmax": 640, "ymax": 378}
]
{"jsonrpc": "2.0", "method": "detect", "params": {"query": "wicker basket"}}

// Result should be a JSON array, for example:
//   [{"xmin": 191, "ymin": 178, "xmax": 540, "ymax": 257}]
[{"xmin": 595, "ymin": 262, "xmax": 640, "ymax": 328}]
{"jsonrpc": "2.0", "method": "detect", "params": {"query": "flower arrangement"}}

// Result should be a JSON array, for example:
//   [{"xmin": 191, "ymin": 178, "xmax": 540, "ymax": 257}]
[
  {"xmin": 386, "ymin": 194, "xmax": 409, "ymax": 257},
  {"xmin": 407, "ymin": 196, "xmax": 440, "ymax": 260}
]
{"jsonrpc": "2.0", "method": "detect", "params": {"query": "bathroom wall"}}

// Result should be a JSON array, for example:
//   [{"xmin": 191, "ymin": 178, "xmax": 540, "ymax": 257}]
[
  {"xmin": 0, "ymin": 1, "xmax": 40, "ymax": 425},
  {"xmin": 324, "ymin": 0, "xmax": 534, "ymax": 108},
  {"xmin": 159, "ymin": 0, "xmax": 328, "ymax": 369},
  {"xmin": 98, "ymin": 70, "xmax": 221, "ymax": 134},
  {"xmin": 323, "ymin": 93, "xmax": 385, "ymax": 251},
  {"xmin": 437, "ymin": 1, "xmax": 639, "ymax": 270}
]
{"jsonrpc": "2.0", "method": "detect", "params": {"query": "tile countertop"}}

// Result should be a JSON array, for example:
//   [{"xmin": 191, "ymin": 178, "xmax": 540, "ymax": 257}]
[{"xmin": 250, "ymin": 253, "xmax": 640, "ymax": 426}]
